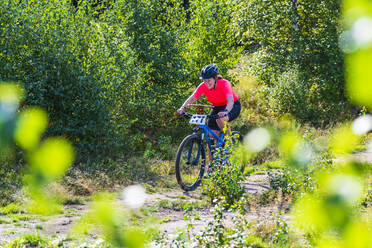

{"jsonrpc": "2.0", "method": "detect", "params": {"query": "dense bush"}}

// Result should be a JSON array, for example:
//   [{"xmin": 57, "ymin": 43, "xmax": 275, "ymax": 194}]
[
  {"xmin": 0, "ymin": 1, "xmax": 121, "ymax": 161},
  {"xmin": 234, "ymin": 0, "xmax": 353, "ymax": 126},
  {"xmin": 0, "ymin": 0, "xmax": 241, "ymax": 161}
]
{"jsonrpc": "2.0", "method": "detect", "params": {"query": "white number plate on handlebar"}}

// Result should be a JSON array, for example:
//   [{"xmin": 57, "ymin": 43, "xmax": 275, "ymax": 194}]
[{"xmin": 189, "ymin": 114, "xmax": 207, "ymax": 125}]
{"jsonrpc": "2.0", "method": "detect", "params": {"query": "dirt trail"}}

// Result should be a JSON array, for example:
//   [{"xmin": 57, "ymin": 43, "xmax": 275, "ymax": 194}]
[
  {"xmin": 351, "ymin": 149, "xmax": 372, "ymax": 163},
  {"xmin": 1, "ymin": 150, "xmax": 371, "ymax": 243},
  {"xmin": 0, "ymin": 174, "xmax": 271, "ymax": 243},
  {"xmin": 149, "ymin": 174, "xmax": 272, "ymax": 237}
]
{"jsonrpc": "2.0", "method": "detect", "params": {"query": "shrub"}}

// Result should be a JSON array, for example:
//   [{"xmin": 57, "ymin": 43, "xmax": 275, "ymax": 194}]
[
  {"xmin": 234, "ymin": 0, "xmax": 353, "ymax": 126},
  {"xmin": 202, "ymin": 133, "xmax": 245, "ymax": 206},
  {"xmin": 0, "ymin": 0, "xmax": 121, "ymax": 161}
]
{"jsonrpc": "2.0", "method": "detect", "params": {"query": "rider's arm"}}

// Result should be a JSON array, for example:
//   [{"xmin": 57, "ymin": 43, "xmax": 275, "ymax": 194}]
[
  {"xmin": 180, "ymin": 95, "xmax": 197, "ymax": 111},
  {"xmin": 177, "ymin": 95, "xmax": 197, "ymax": 115},
  {"xmin": 218, "ymin": 95, "xmax": 234, "ymax": 118},
  {"xmin": 225, "ymin": 96, "xmax": 234, "ymax": 112},
  {"xmin": 178, "ymin": 83, "xmax": 204, "ymax": 113}
]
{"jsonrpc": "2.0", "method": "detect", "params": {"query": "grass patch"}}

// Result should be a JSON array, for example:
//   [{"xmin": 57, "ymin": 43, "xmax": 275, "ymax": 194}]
[
  {"xmin": 8, "ymin": 214, "xmax": 32, "ymax": 223},
  {"xmin": 244, "ymin": 159, "xmax": 285, "ymax": 176},
  {"xmin": 159, "ymin": 217, "xmax": 171, "ymax": 223},
  {"xmin": 0, "ymin": 203, "xmax": 23, "ymax": 215},
  {"xmin": 156, "ymin": 198, "xmax": 209, "ymax": 211},
  {"xmin": 62, "ymin": 196, "xmax": 86, "ymax": 205},
  {"xmin": 64, "ymin": 208, "xmax": 77, "ymax": 213},
  {"xmin": 140, "ymin": 206, "xmax": 159, "ymax": 215},
  {"xmin": 352, "ymin": 143, "xmax": 369, "ymax": 153},
  {"xmin": 36, "ymin": 224, "xmax": 43, "ymax": 230},
  {"xmin": 0, "ymin": 217, "xmax": 10, "ymax": 224},
  {"xmin": 4, "ymin": 233, "xmax": 49, "ymax": 248},
  {"xmin": 4, "ymin": 230, "xmax": 18, "ymax": 235},
  {"xmin": 63, "ymin": 208, "xmax": 81, "ymax": 217}
]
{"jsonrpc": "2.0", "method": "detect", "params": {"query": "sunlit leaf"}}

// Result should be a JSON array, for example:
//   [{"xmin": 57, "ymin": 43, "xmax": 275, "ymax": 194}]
[
  {"xmin": 243, "ymin": 127, "xmax": 271, "ymax": 152},
  {"xmin": 291, "ymin": 194, "xmax": 329, "ymax": 233},
  {"xmin": 0, "ymin": 82, "xmax": 23, "ymax": 105},
  {"xmin": 279, "ymin": 131, "xmax": 301, "ymax": 156},
  {"xmin": 26, "ymin": 194, "xmax": 63, "ymax": 215},
  {"xmin": 123, "ymin": 228, "xmax": 146, "ymax": 248},
  {"xmin": 343, "ymin": 218, "xmax": 372, "ymax": 248},
  {"xmin": 346, "ymin": 48, "xmax": 372, "ymax": 109},
  {"xmin": 317, "ymin": 235, "xmax": 343, "ymax": 248},
  {"xmin": 344, "ymin": 1, "xmax": 372, "ymax": 109},
  {"xmin": 330, "ymin": 124, "xmax": 361, "ymax": 155},
  {"xmin": 14, "ymin": 107, "xmax": 48, "ymax": 151},
  {"xmin": 319, "ymin": 173, "xmax": 364, "ymax": 206},
  {"xmin": 31, "ymin": 137, "xmax": 74, "ymax": 179}
]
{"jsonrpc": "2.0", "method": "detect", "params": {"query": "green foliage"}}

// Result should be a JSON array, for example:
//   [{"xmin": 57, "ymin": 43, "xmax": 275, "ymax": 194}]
[
  {"xmin": 0, "ymin": 0, "xmax": 121, "ymax": 161},
  {"xmin": 0, "ymin": 0, "xmax": 242, "ymax": 163},
  {"xmin": 0, "ymin": 82, "xmax": 23, "ymax": 205},
  {"xmin": 73, "ymin": 191, "xmax": 148, "ymax": 248},
  {"xmin": 4, "ymin": 233, "xmax": 50, "ymax": 248},
  {"xmin": 164, "ymin": 199, "xmax": 272, "ymax": 248},
  {"xmin": 235, "ymin": 0, "xmax": 352, "ymax": 126},
  {"xmin": 272, "ymin": 214, "xmax": 289, "ymax": 246},
  {"xmin": 185, "ymin": 0, "xmax": 241, "ymax": 77},
  {"xmin": 0, "ymin": 203, "xmax": 22, "ymax": 215},
  {"xmin": 343, "ymin": 0, "xmax": 372, "ymax": 109},
  {"xmin": 269, "ymin": 152, "xmax": 334, "ymax": 196},
  {"xmin": 202, "ymin": 133, "xmax": 245, "ymax": 206},
  {"xmin": 0, "ymin": 82, "xmax": 74, "ymax": 213}
]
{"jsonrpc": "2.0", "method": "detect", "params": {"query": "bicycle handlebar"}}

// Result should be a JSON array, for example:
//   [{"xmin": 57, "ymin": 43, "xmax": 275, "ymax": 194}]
[
  {"xmin": 178, "ymin": 112, "xmax": 225, "ymax": 119},
  {"xmin": 188, "ymin": 104, "xmax": 214, "ymax": 108}
]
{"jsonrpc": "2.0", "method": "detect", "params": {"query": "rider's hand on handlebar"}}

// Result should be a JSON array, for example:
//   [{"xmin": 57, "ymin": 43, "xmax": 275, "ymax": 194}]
[
  {"xmin": 218, "ymin": 110, "xmax": 229, "ymax": 118},
  {"xmin": 177, "ymin": 107, "xmax": 185, "ymax": 115}
]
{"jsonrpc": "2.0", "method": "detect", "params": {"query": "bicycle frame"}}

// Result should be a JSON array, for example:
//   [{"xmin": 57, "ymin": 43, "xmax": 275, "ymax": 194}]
[
  {"xmin": 197, "ymin": 124, "xmax": 224, "ymax": 150},
  {"xmin": 185, "ymin": 123, "xmax": 225, "ymax": 166}
]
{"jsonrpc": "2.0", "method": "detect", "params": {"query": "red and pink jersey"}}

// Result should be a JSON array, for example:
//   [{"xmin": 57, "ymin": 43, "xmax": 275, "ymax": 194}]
[{"xmin": 192, "ymin": 79, "xmax": 239, "ymax": 106}]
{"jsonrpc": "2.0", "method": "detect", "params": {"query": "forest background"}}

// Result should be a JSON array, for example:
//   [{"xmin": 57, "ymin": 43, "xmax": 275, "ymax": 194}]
[
  {"xmin": 1, "ymin": 0, "xmax": 361, "ymax": 201},
  {"xmin": 1, "ymin": 0, "xmax": 372, "ymax": 247},
  {"xmin": 0, "ymin": 0, "xmax": 353, "ymax": 164}
]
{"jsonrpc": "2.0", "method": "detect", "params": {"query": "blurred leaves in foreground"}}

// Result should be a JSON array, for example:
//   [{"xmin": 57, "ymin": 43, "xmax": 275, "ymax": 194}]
[
  {"xmin": 0, "ymin": 82, "xmax": 74, "ymax": 214},
  {"xmin": 343, "ymin": 0, "xmax": 372, "ymax": 109},
  {"xmin": 73, "ymin": 189, "xmax": 148, "ymax": 248},
  {"xmin": 287, "ymin": 0, "xmax": 372, "ymax": 246}
]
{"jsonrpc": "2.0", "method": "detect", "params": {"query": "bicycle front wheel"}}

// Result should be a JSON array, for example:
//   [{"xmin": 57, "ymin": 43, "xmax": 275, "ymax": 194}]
[{"xmin": 175, "ymin": 134, "xmax": 206, "ymax": 191}]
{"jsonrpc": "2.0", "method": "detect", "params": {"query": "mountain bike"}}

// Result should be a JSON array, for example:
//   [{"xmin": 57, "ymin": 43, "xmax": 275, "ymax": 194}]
[{"xmin": 175, "ymin": 104, "xmax": 242, "ymax": 191}]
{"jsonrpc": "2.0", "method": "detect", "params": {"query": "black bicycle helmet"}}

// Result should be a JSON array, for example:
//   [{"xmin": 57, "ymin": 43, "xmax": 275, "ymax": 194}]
[{"xmin": 200, "ymin": 64, "xmax": 219, "ymax": 79}]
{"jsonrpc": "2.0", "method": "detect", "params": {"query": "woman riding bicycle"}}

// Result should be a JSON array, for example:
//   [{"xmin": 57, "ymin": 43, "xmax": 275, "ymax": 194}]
[{"xmin": 177, "ymin": 64, "xmax": 241, "ymax": 137}]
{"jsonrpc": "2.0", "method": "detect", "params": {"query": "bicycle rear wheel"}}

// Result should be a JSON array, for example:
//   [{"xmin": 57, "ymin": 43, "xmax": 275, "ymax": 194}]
[{"xmin": 175, "ymin": 133, "xmax": 206, "ymax": 191}]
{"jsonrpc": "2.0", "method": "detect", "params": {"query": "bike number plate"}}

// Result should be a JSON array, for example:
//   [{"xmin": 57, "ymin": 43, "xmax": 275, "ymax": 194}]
[{"xmin": 189, "ymin": 114, "xmax": 207, "ymax": 125}]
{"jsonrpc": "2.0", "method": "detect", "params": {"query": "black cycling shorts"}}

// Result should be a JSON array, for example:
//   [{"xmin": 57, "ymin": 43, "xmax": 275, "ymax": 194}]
[{"xmin": 208, "ymin": 100, "xmax": 241, "ymax": 131}]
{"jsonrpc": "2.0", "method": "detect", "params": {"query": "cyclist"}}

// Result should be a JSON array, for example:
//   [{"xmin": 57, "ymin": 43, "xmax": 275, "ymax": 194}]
[{"xmin": 177, "ymin": 64, "xmax": 241, "ymax": 139}]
